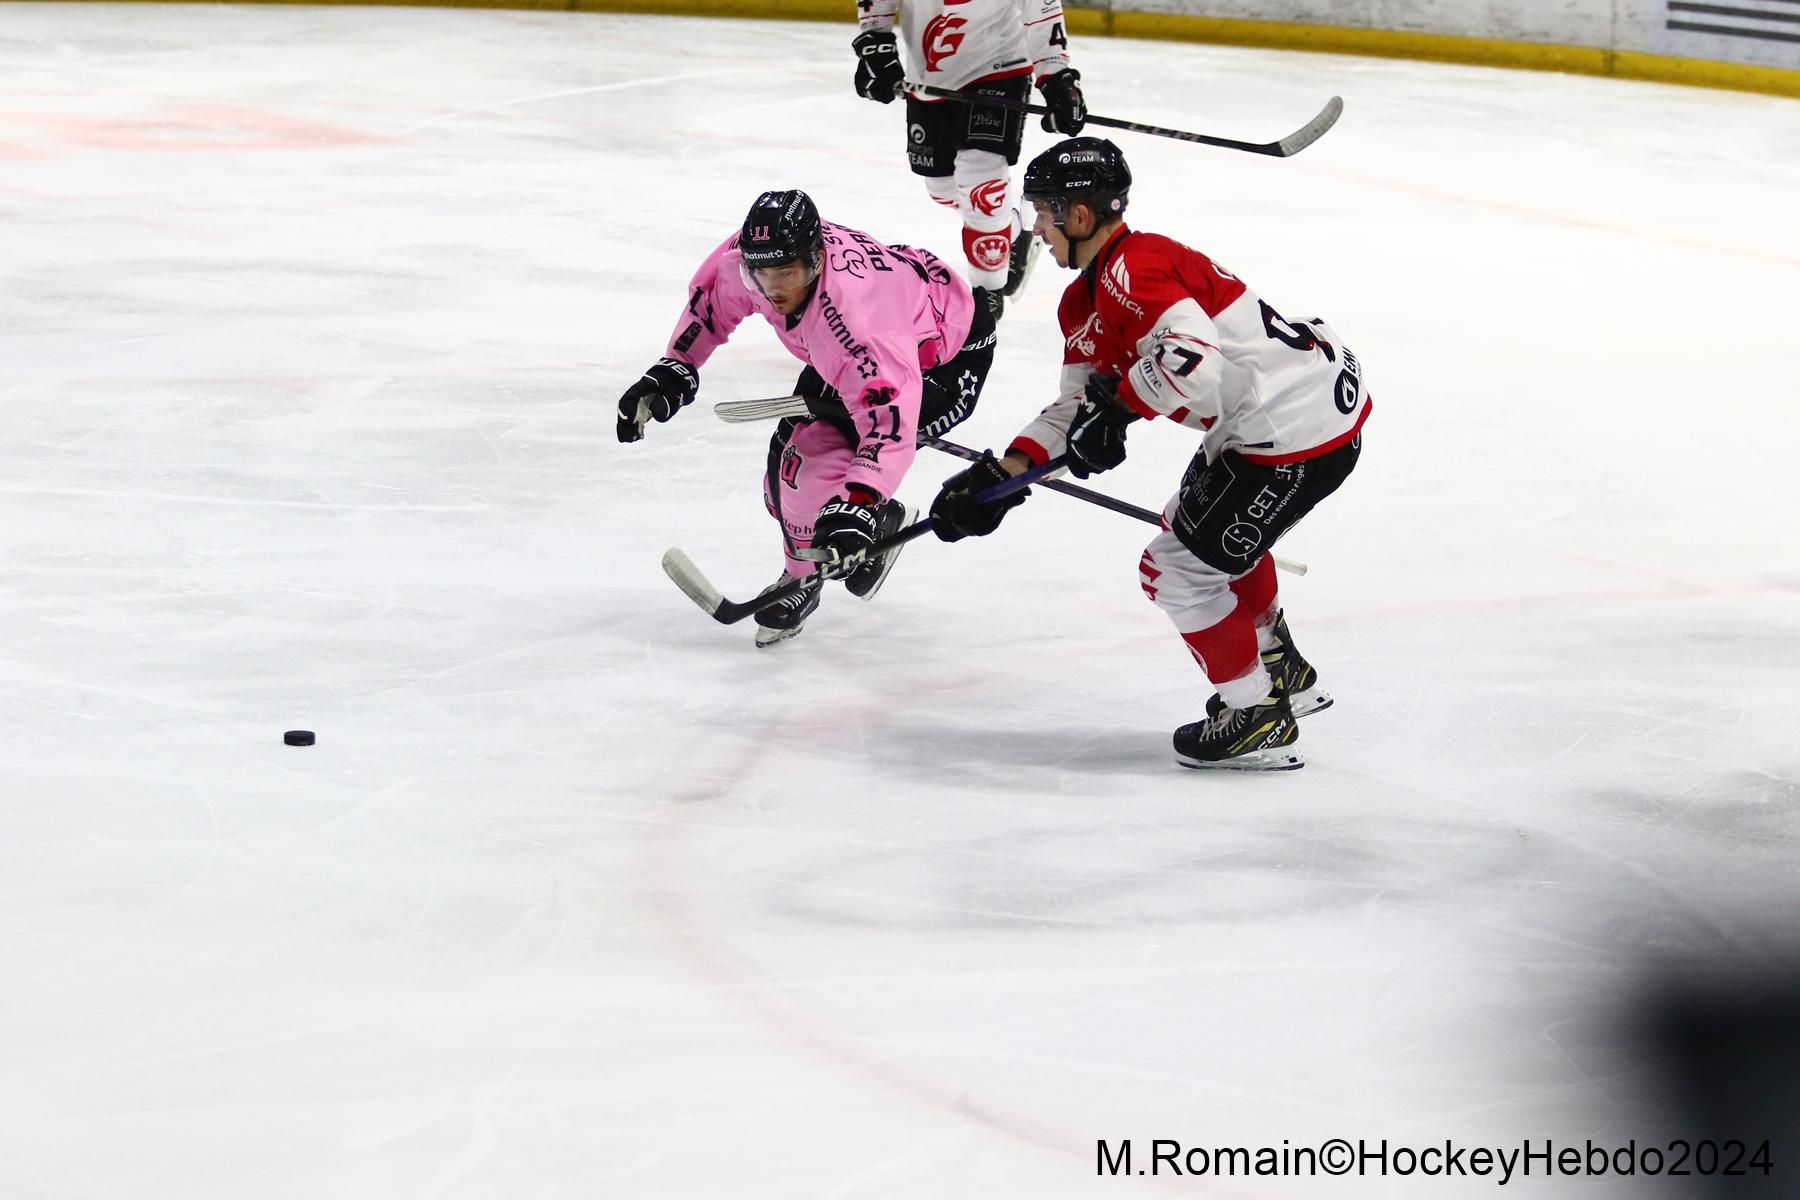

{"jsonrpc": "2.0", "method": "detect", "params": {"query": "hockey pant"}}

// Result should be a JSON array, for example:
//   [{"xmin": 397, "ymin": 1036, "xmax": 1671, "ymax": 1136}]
[
  {"xmin": 1140, "ymin": 436, "xmax": 1360, "ymax": 707},
  {"xmin": 763, "ymin": 308, "xmax": 997, "ymax": 577},
  {"xmin": 905, "ymin": 78, "xmax": 1029, "ymax": 290}
]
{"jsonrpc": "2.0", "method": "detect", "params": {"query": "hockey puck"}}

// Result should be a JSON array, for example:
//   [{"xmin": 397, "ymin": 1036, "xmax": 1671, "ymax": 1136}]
[{"xmin": 283, "ymin": 730, "xmax": 315, "ymax": 747}]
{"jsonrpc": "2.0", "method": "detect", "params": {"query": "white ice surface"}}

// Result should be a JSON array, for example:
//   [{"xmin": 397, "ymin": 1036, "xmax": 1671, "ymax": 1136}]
[{"xmin": 3, "ymin": 5, "xmax": 1799, "ymax": 1198}]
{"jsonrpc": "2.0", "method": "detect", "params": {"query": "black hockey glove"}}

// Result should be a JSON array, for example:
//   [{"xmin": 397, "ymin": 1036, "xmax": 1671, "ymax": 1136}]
[
  {"xmin": 1066, "ymin": 374, "xmax": 1138, "ymax": 478},
  {"xmin": 930, "ymin": 452, "xmax": 1029, "ymax": 543},
  {"xmin": 616, "ymin": 358, "xmax": 698, "ymax": 443},
  {"xmin": 853, "ymin": 31, "xmax": 904, "ymax": 104},
  {"xmin": 813, "ymin": 491, "xmax": 885, "ymax": 569},
  {"xmin": 1037, "ymin": 69, "xmax": 1087, "ymax": 135}
]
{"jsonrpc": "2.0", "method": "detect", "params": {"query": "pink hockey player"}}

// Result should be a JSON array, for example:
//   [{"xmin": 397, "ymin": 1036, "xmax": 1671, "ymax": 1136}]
[
  {"xmin": 617, "ymin": 190, "xmax": 997, "ymax": 646},
  {"xmin": 930, "ymin": 139, "xmax": 1371, "ymax": 770},
  {"xmin": 851, "ymin": 0, "xmax": 1087, "ymax": 320}
]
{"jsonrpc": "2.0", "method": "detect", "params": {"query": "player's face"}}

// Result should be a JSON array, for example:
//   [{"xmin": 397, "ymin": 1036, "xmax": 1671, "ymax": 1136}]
[
  {"xmin": 1032, "ymin": 201, "xmax": 1074, "ymax": 268},
  {"xmin": 752, "ymin": 259, "xmax": 819, "ymax": 315}
]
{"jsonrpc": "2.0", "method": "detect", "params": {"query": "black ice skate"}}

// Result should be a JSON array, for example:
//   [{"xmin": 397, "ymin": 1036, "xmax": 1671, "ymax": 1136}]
[
  {"xmin": 1264, "ymin": 610, "xmax": 1333, "ymax": 718},
  {"xmin": 842, "ymin": 500, "xmax": 918, "ymax": 601},
  {"xmin": 973, "ymin": 285, "xmax": 1005, "ymax": 325},
  {"xmin": 753, "ymin": 572, "xmax": 821, "ymax": 648},
  {"xmin": 1173, "ymin": 691, "xmax": 1303, "ymax": 772},
  {"xmin": 1002, "ymin": 222, "xmax": 1040, "ymax": 300}
]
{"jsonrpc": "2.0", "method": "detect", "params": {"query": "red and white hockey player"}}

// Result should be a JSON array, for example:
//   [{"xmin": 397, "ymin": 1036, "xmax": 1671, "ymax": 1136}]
[
  {"xmin": 929, "ymin": 138, "xmax": 1372, "ymax": 770},
  {"xmin": 850, "ymin": 0, "xmax": 1087, "ymax": 319},
  {"xmin": 616, "ymin": 190, "xmax": 996, "ymax": 647}
]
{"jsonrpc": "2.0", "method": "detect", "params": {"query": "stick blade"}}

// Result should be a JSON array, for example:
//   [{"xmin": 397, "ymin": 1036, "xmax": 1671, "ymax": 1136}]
[
  {"xmin": 1275, "ymin": 96, "xmax": 1343, "ymax": 157},
  {"xmin": 712, "ymin": 395, "xmax": 808, "ymax": 423},
  {"xmin": 661, "ymin": 548, "xmax": 725, "ymax": 618}
]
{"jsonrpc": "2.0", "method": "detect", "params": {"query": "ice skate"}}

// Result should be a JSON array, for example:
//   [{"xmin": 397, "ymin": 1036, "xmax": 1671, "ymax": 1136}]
[
  {"xmin": 753, "ymin": 572, "xmax": 821, "ymax": 647},
  {"xmin": 842, "ymin": 500, "xmax": 917, "ymax": 600},
  {"xmin": 1002, "ymin": 219, "xmax": 1040, "ymax": 299},
  {"xmin": 1173, "ymin": 691, "xmax": 1303, "ymax": 771},
  {"xmin": 1264, "ymin": 609, "xmax": 1333, "ymax": 718},
  {"xmin": 973, "ymin": 285, "xmax": 1005, "ymax": 325}
]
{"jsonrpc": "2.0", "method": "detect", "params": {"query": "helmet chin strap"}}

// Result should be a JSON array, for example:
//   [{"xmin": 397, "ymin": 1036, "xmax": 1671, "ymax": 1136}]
[{"xmin": 1051, "ymin": 201, "xmax": 1105, "ymax": 268}]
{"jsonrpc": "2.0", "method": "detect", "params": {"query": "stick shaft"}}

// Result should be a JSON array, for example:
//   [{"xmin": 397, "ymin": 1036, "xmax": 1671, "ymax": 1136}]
[{"xmin": 900, "ymin": 82, "xmax": 1342, "ymax": 157}]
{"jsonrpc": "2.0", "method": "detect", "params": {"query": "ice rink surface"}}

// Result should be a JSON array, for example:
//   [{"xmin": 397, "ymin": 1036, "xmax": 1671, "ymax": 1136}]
[{"xmin": 3, "ymin": 4, "xmax": 1799, "ymax": 1196}]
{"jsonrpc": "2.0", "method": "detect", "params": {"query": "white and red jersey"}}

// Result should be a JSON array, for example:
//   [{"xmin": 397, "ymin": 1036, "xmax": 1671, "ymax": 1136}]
[
  {"xmin": 858, "ymin": 0, "xmax": 1073, "ymax": 93},
  {"xmin": 1012, "ymin": 226, "xmax": 1372, "ymax": 468}
]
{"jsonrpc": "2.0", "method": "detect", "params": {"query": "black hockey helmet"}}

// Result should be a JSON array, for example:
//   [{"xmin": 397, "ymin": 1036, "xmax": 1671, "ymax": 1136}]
[
  {"xmin": 1022, "ymin": 137, "xmax": 1132, "ymax": 227},
  {"xmin": 739, "ymin": 190, "xmax": 824, "ymax": 270}
]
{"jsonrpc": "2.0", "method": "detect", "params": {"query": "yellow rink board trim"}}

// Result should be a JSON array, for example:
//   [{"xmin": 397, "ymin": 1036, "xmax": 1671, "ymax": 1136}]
[{"xmin": 51, "ymin": 0, "xmax": 1800, "ymax": 99}]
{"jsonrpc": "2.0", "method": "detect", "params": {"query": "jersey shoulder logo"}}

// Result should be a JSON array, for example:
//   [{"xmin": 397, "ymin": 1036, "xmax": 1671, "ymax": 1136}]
[
  {"xmin": 1108, "ymin": 255, "xmax": 1131, "ymax": 293},
  {"xmin": 1100, "ymin": 253, "xmax": 1145, "ymax": 317}
]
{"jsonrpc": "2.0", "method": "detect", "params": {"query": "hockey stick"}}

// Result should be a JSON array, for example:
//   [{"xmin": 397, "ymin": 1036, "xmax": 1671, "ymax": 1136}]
[
  {"xmin": 710, "ymin": 396, "xmax": 1308, "ymax": 575},
  {"xmin": 662, "ymin": 456, "xmax": 1067, "ymax": 625},
  {"xmin": 924, "ymin": 437, "xmax": 1307, "ymax": 576},
  {"xmin": 713, "ymin": 393, "xmax": 807, "ymax": 423},
  {"xmin": 899, "ymin": 82, "xmax": 1344, "ymax": 158}
]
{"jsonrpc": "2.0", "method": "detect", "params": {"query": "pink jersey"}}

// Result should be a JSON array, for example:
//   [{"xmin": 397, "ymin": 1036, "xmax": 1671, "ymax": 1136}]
[{"xmin": 664, "ymin": 221, "xmax": 975, "ymax": 499}]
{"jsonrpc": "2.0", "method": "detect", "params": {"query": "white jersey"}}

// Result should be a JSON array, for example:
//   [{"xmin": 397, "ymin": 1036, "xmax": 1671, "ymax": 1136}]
[
  {"xmin": 858, "ymin": 0, "xmax": 1073, "ymax": 94},
  {"xmin": 1011, "ymin": 228, "xmax": 1372, "ymax": 469}
]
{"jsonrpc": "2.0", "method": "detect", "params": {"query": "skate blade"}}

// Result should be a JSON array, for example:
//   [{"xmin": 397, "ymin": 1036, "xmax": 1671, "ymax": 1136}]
[
  {"xmin": 1003, "ymin": 228, "xmax": 1040, "ymax": 297},
  {"xmin": 1175, "ymin": 748, "xmax": 1305, "ymax": 772},
  {"xmin": 1289, "ymin": 687, "xmax": 1334, "ymax": 719},
  {"xmin": 754, "ymin": 622, "xmax": 807, "ymax": 648}
]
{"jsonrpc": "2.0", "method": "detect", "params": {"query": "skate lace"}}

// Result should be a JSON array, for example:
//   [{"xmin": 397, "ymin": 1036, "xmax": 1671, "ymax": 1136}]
[
  {"xmin": 1200, "ymin": 704, "xmax": 1248, "ymax": 738},
  {"xmin": 774, "ymin": 579, "xmax": 819, "ymax": 610}
]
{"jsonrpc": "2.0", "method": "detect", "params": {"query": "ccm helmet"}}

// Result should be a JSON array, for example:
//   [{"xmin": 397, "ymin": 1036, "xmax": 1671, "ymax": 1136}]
[{"xmin": 1021, "ymin": 138, "xmax": 1131, "ymax": 251}]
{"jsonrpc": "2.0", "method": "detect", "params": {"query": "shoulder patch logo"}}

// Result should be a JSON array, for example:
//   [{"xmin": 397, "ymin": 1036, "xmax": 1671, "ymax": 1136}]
[
  {"xmin": 1100, "ymin": 254, "xmax": 1144, "ymax": 317},
  {"xmin": 1108, "ymin": 255, "xmax": 1131, "ymax": 293}
]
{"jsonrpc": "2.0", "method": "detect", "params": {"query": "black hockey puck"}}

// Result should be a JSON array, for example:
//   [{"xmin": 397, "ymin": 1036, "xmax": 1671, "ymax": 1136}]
[{"xmin": 283, "ymin": 730, "xmax": 315, "ymax": 746}]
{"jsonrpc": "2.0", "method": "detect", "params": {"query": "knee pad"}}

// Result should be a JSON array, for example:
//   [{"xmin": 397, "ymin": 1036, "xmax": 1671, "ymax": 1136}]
[
  {"xmin": 1140, "ymin": 535, "xmax": 1237, "ymax": 631},
  {"xmin": 924, "ymin": 174, "xmax": 958, "ymax": 210}
]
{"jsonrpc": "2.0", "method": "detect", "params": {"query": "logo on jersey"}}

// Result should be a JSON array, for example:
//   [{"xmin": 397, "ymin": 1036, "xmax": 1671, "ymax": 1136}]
[
  {"xmin": 969, "ymin": 179, "xmax": 1008, "ymax": 217},
  {"xmin": 1066, "ymin": 311, "xmax": 1103, "ymax": 357},
  {"xmin": 779, "ymin": 445, "xmax": 804, "ymax": 490},
  {"xmin": 923, "ymin": 15, "xmax": 967, "ymax": 72},
  {"xmin": 1334, "ymin": 347, "xmax": 1363, "ymax": 414},
  {"xmin": 832, "ymin": 248, "xmax": 869, "ymax": 278},
  {"xmin": 1221, "ymin": 521, "xmax": 1263, "ymax": 558},
  {"xmin": 1100, "ymin": 254, "xmax": 1145, "ymax": 316}
]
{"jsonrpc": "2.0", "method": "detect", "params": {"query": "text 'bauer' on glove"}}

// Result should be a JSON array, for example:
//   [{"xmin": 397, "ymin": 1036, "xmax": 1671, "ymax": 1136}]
[
  {"xmin": 1065, "ymin": 373, "xmax": 1139, "ymax": 478},
  {"xmin": 616, "ymin": 358, "xmax": 699, "ymax": 443},
  {"xmin": 930, "ymin": 451, "xmax": 1030, "ymax": 543}
]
